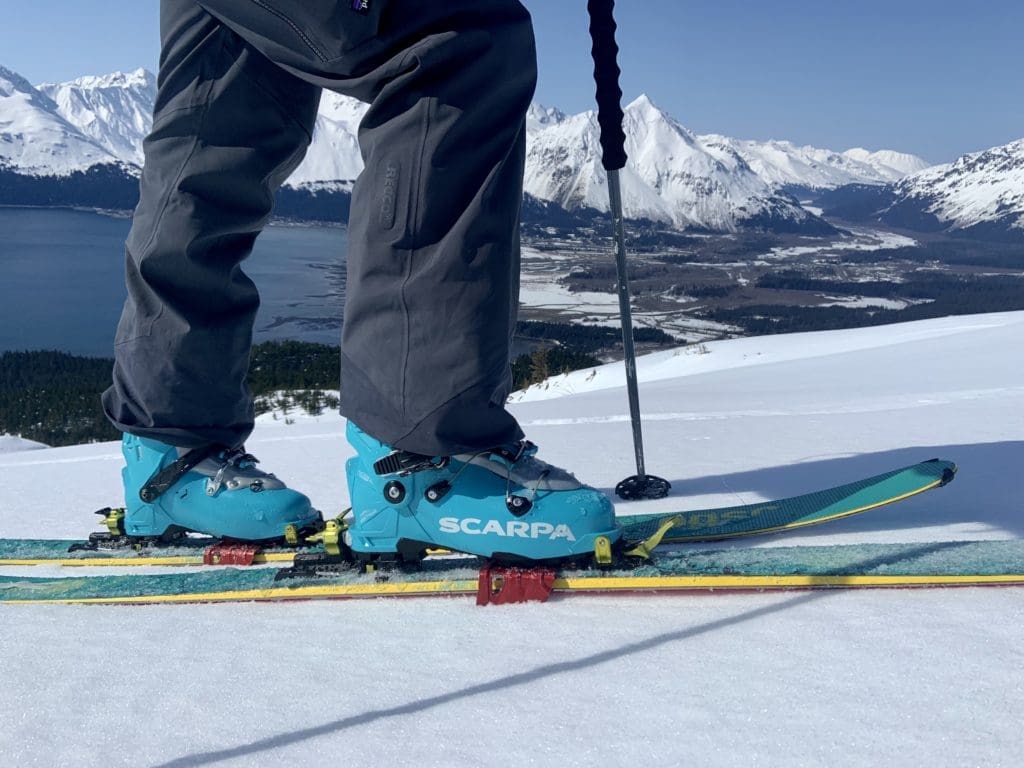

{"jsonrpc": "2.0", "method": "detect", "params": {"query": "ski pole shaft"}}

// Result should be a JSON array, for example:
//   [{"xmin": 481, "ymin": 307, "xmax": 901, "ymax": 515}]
[
  {"xmin": 588, "ymin": 0, "xmax": 645, "ymax": 475},
  {"xmin": 607, "ymin": 169, "xmax": 645, "ymax": 476}
]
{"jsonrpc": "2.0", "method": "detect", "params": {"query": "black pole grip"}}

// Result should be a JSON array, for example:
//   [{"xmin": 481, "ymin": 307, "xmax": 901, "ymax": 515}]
[{"xmin": 587, "ymin": 0, "xmax": 628, "ymax": 171}]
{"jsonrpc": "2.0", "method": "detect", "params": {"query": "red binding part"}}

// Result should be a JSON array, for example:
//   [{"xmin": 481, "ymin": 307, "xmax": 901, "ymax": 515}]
[
  {"xmin": 202, "ymin": 543, "xmax": 261, "ymax": 566},
  {"xmin": 476, "ymin": 565, "xmax": 556, "ymax": 606}
]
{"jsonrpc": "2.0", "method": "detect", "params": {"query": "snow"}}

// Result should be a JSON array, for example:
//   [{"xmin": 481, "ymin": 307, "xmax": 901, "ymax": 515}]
[
  {"xmin": 517, "ymin": 245, "xmax": 737, "ymax": 341},
  {"xmin": 0, "ymin": 65, "xmax": 118, "ymax": 174},
  {"xmin": 0, "ymin": 434, "xmax": 47, "ymax": 453},
  {"xmin": 2, "ymin": 311, "xmax": 1023, "ymax": 765},
  {"xmin": 699, "ymin": 136, "xmax": 931, "ymax": 190},
  {"xmin": 513, "ymin": 312, "xmax": 1009, "ymax": 404},
  {"xmin": 524, "ymin": 94, "xmax": 817, "ymax": 231},
  {"xmin": 817, "ymin": 296, "xmax": 918, "ymax": 310},
  {"xmin": 38, "ymin": 68, "xmax": 155, "ymax": 167},
  {"xmin": 842, "ymin": 147, "xmax": 932, "ymax": 178},
  {"xmin": 287, "ymin": 92, "xmax": 367, "ymax": 185},
  {"xmin": 526, "ymin": 102, "xmax": 567, "ymax": 133},
  {"xmin": 759, "ymin": 227, "xmax": 918, "ymax": 262}
]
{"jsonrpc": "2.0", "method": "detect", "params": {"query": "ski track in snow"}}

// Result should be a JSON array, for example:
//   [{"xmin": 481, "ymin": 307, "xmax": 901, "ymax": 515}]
[
  {"xmin": 2, "ymin": 311, "xmax": 1024, "ymax": 767},
  {"xmin": 522, "ymin": 386, "xmax": 1024, "ymax": 426}
]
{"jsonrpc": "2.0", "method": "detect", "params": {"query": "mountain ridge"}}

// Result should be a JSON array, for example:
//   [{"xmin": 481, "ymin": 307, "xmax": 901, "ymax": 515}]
[
  {"xmin": 0, "ymin": 64, "xmax": 120, "ymax": 174},
  {"xmin": 9, "ymin": 64, "xmax": 1019, "ymax": 241},
  {"xmin": 817, "ymin": 139, "xmax": 1024, "ymax": 242}
]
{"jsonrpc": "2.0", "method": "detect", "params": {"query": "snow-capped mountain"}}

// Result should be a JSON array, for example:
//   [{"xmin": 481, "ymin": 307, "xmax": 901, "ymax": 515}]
[
  {"xmin": 0, "ymin": 63, "xmax": 969, "ymax": 236},
  {"xmin": 287, "ymin": 92, "xmax": 366, "ymax": 186},
  {"xmin": 879, "ymin": 139, "xmax": 1024, "ymax": 240},
  {"xmin": 698, "ymin": 136, "xmax": 930, "ymax": 191},
  {"xmin": 524, "ymin": 94, "xmax": 831, "ymax": 232},
  {"xmin": 27, "ymin": 69, "xmax": 833, "ymax": 232},
  {"xmin": 34, "ymin": 69, "xmax": 365, "ymax": 188},
  {"xmin": 38, "ymin": 68, "xmax": 155, "ymax": 167},
  {"xmin": 526, "ymin": 102, "xmax": 567, "ymax": 133},
  {"xmin": 0, "ymin": 65, "xmax": 119, "ymax": 174},
  {"xmin": 842, "ymin": 147, "xmax": 931, "ymax": 179}
]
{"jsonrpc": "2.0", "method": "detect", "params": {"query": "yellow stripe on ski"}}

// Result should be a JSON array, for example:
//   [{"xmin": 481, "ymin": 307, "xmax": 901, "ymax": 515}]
[
  {"xmin": 554, "ymin": 573, "xmax": 1024, "ymax": 590},
  {"xmin": 0, "ymin": 549, "xmax": 452, "ymax": 568},
  {"xmin": 0, "ymin": 579, "xmax": 483, "ymax": 604},
  {"xmin": 4, "ymin": 572, "xmax": 1023, "ymax": 604},
  {"xmin": 0, "ymin": 552, "xmax": 297, "ymax": 567}
]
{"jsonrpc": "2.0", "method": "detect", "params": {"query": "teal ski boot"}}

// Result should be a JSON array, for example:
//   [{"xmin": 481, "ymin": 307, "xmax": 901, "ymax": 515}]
[
  {"xmin": 118, "ymin": 434, "xmax": 321, "ymax": 541},
  {"xmin": 344, "ymin": 422, "xmax": 621, "ymax": 565}
]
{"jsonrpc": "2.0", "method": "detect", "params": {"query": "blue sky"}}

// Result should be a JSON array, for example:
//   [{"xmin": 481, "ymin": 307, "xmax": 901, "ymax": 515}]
[{"xmin": 1, "ymin": 0, "xmax": 1021, "ymax": 162}]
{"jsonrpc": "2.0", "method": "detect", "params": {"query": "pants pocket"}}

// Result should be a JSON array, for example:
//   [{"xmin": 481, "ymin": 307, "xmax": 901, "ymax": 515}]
[{"xmin": 246, "ymin": 0, "xmax": 385, "ymax": 62}]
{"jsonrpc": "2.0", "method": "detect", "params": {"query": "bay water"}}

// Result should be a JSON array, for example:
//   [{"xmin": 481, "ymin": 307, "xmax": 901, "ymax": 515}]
[{"xmin": 0, "ymin": 207, "xmax": 348, "ymax": 357}]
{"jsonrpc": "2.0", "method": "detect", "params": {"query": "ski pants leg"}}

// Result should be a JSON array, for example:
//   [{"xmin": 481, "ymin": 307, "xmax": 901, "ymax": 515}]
[{"xmin": 102, "ymin": 0, "xmax": 536, "ymax": 456}]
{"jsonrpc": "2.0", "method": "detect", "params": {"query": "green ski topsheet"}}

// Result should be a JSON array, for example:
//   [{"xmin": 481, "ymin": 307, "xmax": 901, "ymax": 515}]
[
  {"xmin": 0, "ymin": 458, "xmax": 956, "ymax": 564},
  {"xmin": 624, "ymin": 458, "xmax": 956, "ymax": 542}
]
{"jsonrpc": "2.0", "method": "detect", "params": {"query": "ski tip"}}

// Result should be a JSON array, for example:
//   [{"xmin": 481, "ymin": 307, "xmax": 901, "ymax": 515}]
[
  {"xmin": 940, "ymin": 463, "xmax": 958, "ymax": 486},
  {"xmin": 923, "ymin": 458, "xmax": 957, "ymax": 486}
]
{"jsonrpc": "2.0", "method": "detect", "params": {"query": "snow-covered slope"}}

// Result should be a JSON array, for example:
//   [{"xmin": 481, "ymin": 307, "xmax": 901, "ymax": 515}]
[
  {"xmin": 526, "ymin": 102, "xmax": 567, "ymax": 133},
  {"xmin": 32, "ymin": 68, "xmax": 367, "ymax": 187},
  {"xmin": 699, "ymin": 135, "xmax": 930, "ymax": 190},
  {"xmin": 525, "ymin": 95, "xmax": 830, "ymax": 232},
  {"xmin": 287, "ymin": 91, "xmax": 366, "ymax": 186},
  {"xmin": 38, "ymin": 69, "xmax": 155, "ymax": 167},
  {"xmin": 2, "ymin": 312, "xmax": 1023, "ymax": 766},
  {"xmin": 512, "ymin": 313, "xmax": 1004, "ymax": 403},
  {"xmin": 842, "ymin": 147, "xmax": 931, "ymax": 179},
  {"xmin": 0, "ymin": 434, "xmax": 47, "ymax": 453},
  {"xmin": 0, "ymin": 65, "xmax": 118, "ymax": 173},
  {"xmin": 881, "ymin": 138, "xmax": 1024, "ymax": 239}
]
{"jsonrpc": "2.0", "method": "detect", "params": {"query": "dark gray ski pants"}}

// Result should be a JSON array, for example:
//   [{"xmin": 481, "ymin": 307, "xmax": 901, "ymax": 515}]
[{"xmin": 102, "ymin": 0, "xmax": 535, "ymax": 455}]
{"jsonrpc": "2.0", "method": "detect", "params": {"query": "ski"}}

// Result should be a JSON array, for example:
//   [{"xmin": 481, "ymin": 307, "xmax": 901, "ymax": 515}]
[
  {"xmin": 0, "ymin": 459, "xmax": 957, "ymax": 567},
  {"xmin": 2, "ymin": 540, "xmax": 1022, "ymax": 605}
]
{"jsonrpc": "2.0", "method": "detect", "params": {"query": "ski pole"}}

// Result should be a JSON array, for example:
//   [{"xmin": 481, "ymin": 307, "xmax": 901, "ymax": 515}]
[{"xmin": 587, "ymin": 0, "xmax": 670, "ymax": 500}]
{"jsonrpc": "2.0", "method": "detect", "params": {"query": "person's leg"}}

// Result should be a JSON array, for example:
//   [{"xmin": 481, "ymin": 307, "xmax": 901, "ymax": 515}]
[
  {"xmin": 100, "ymin": 0, "xmax": 324, "ymax": 540},
  {"xmin": 103, "ymin": 0, "xmax": 616, "ymax": 555},
  {"xmin": 102, "ymin": 0, "xmax": 323, "ymax": 450},
  {"xmin": 337, "ymin": 2, "xmax": 536, "ymax": 456},
  {"xmin": 196, "ymin": 0, "xmax": 537, "ymax": 456}
]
